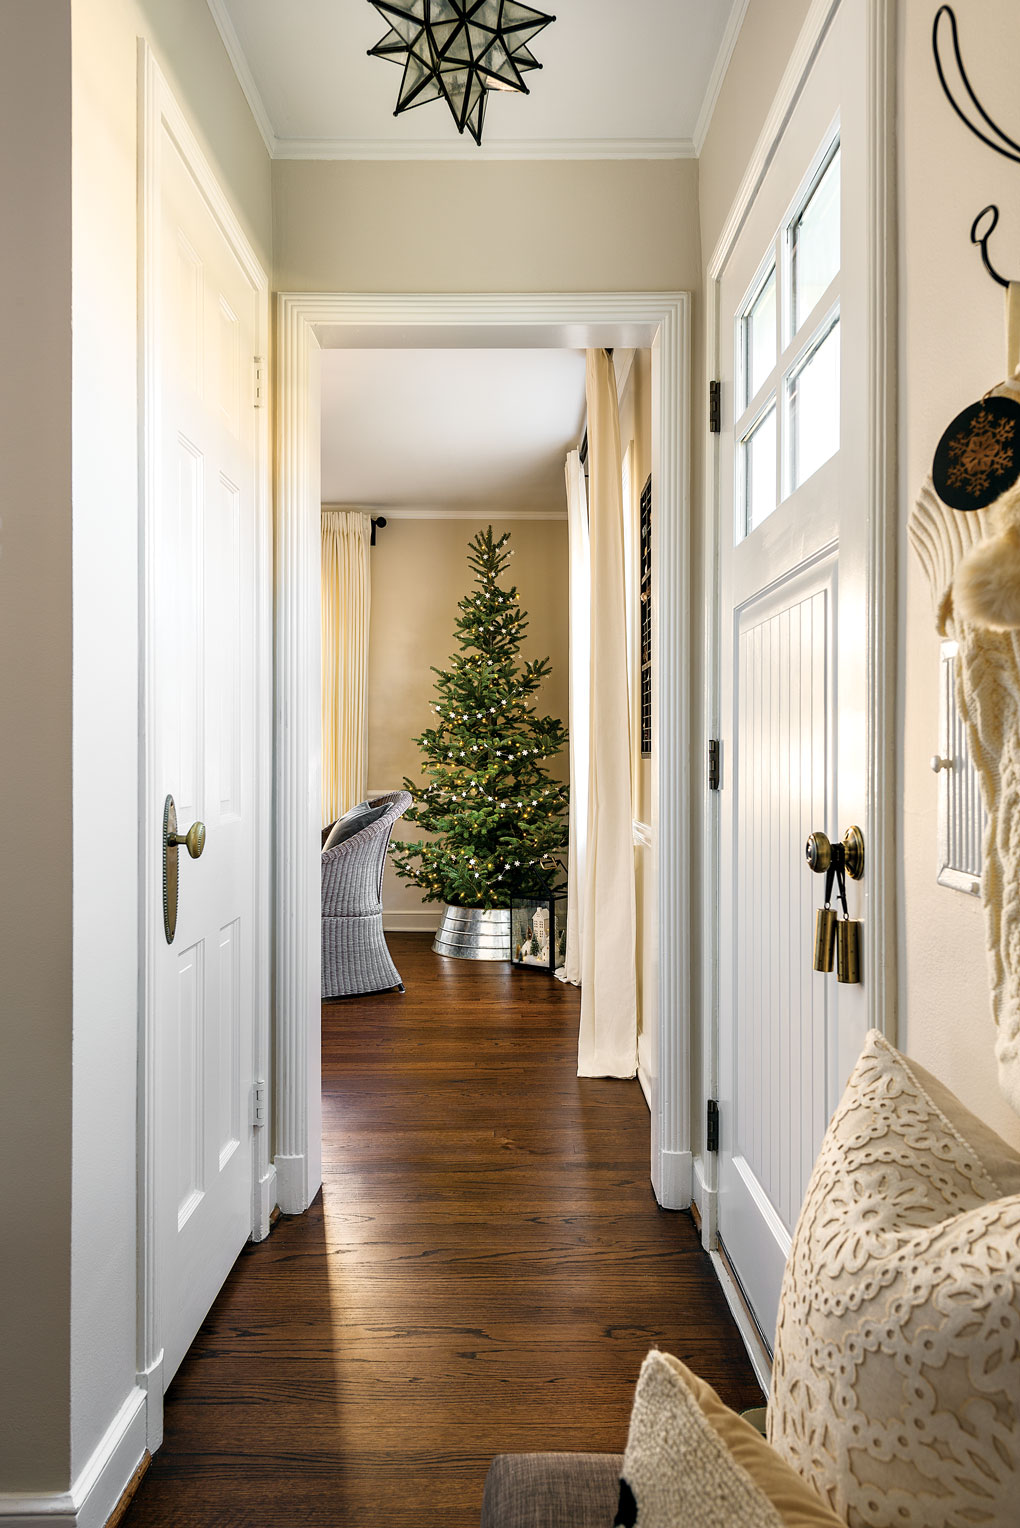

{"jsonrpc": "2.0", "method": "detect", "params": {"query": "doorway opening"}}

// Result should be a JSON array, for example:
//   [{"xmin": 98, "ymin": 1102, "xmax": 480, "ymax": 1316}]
[{"xmin": 274, "ymin": 293, "xmax": 692, "ymax": 1219}]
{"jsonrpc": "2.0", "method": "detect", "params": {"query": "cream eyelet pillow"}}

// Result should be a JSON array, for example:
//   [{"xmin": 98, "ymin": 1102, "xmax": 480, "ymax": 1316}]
[{"xmin": 768, "ymin": 1031, "xmax": 1020, "ymax": 1528}]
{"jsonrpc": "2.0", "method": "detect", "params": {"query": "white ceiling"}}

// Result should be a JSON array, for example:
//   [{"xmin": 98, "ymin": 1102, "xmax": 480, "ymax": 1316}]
[
  {"xmin": 208, "ymin": 0, "xmax": 748, "ymax": 159},
  {"xmin": 320, "ymin": 348, "xmax": 587, "ymax": 510}
]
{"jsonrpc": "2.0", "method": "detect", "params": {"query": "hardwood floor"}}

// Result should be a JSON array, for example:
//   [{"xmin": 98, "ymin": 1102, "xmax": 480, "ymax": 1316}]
[{"xmin": 122, "ymin": 933, "xmax": 762, "ymax": 1527}]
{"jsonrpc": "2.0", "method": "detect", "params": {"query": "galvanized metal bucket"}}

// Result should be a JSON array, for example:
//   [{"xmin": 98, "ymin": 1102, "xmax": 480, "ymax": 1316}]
[{"xmin": 432, "ymin": 904, "xmax": 510, "ymax": 961}]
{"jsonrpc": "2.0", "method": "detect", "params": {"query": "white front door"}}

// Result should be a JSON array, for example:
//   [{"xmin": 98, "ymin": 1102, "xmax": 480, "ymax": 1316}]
[
  {"xmin": 153, "ymin": 130, "xmax": 259, "ymax": 1385},
  {"xmin": 716, "ymin": 0, "xmax": 872, "ymax": 1347}
]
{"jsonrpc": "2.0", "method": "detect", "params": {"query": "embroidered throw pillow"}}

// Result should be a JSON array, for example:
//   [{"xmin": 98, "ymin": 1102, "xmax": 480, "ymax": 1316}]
[
  {"xmin": 615, "ymin": 1351, "xmax": 844, "ymax": 1528},
  {"xmin": 768, "ymin": 1031, "xmax": 1020, "ymax": 1527}
]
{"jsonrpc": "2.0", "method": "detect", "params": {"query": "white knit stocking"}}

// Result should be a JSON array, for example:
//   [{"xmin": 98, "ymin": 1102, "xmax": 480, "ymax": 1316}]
[{"xmin": 910, "ymin": 470, "xmax": 1020, "ymax": 1114}]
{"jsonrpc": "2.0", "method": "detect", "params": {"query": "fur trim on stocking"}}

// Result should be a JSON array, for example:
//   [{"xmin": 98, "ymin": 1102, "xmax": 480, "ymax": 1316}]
[{"xmin": 955, "ymin": 484, "xmax": 1020, "ymax": 629}]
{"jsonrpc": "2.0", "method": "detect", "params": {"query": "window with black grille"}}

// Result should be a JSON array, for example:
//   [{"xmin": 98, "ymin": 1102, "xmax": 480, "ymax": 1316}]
[{"xmin": 639, "ymin": 474, "xmax": 652, "ymax": 756}]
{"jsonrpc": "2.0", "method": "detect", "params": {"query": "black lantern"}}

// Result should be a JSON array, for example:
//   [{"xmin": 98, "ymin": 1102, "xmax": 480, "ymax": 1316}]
[
  {"xmin": 367, "ymin": 0, "xmax": 556, "ymax": 147},
  {"xmin": 510, "ymin": 882, "xmax": 565, "ymax": 973}
]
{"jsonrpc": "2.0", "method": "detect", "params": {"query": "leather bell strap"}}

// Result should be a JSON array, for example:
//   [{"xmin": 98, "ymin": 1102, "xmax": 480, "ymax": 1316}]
[
  {"xmin": 833, "ymin": 855, "xmax": 850, "ymax": 921},
  {"xmin": 822, "ymin": 860, "xmax": 837, "ymax": 911}
]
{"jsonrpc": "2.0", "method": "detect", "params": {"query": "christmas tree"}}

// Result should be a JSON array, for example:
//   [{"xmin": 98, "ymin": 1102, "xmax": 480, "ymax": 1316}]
[{"xmin": 390, "ymin": 527, "xmax": 568, "ymax": 908}]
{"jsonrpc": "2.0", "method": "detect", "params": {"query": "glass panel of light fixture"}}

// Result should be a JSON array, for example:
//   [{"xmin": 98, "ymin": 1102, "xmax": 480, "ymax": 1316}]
[
  {"xmin": 743, "ymin": 266, "xmax": 777, "ymax": 409},
  {"xmin": 742, "ymin": 402, "xmax": 777, "ymax": 537},
  {"xmin": 791, "ymin": 146, "xmax": 840, "ymax": 332},
  {"xmin": 788, "ymin": 317, "xmax": 840, "ymax": 491}
]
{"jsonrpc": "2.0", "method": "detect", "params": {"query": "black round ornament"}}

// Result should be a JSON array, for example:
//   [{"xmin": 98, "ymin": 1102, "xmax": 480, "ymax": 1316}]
[{"xmin": 933, "ymin": 393, "xmax": 1020, "ymax": 511}]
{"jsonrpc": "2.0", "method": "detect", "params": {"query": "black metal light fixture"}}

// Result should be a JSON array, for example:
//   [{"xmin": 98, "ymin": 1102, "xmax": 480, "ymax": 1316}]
[{"xmin": 367, "ymin": 0, "xmax": 556, "ymax": 147}]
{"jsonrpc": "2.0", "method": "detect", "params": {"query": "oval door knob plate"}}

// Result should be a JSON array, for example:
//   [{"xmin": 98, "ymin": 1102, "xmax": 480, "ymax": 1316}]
[
  {"xmin": 163, "ymin": 795, "xmax": 207, "ymax": 944},
  {"xmin": 805, "ymin": 831, "xmax": 833, "ymax": 873}
]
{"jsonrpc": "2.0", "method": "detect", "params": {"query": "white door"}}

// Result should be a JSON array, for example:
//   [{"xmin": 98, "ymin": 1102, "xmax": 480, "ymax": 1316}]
[
  {"xmin": 716, "ymin": 0, "xmax": 872, "ymax": 1346},
  {"xmin": 154, "ymin": 131, "xmax": 258, "ymax": 1385}
]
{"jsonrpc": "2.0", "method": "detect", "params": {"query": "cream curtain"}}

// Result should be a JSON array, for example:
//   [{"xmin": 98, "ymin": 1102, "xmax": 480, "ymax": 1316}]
[
  {"xmin": 321, "ymin": 510, "xmax": 371, "ymax": 828},
  {"xmin": 577, "ymin": 349, "xmax": 639, "ymax": 1078},
  {"xmin": 561, "ymin": 450, "xmax": 591, "ymax": 986}
]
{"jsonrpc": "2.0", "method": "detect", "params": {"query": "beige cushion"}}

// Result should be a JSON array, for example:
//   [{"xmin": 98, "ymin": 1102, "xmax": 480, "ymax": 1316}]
[
  {"xmin": 768, "ymin": 1030, "xmax": 1020, "ymax": 1526},
  {"xmin": 619, "ymin": 1350, "xmax": 844, "ymax": 1527}
]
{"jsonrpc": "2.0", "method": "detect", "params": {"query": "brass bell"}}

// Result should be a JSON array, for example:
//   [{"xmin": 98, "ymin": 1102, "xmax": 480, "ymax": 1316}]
[
  {"xmin": 836, "ymin": 918, "xmax": 862, "ymax": 984},
  {"xmin": 813, "ymin": 907, "xmax": 837, "ymax": 972}
]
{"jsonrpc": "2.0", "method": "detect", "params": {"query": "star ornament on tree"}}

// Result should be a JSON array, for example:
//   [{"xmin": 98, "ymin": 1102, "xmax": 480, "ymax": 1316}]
[{"xmin": 367, "ymin": 0, "xmax": 556, "ymax": 146}]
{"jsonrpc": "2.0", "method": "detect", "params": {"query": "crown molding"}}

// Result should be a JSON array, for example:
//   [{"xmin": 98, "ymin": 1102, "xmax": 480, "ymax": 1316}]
[
  {"xmin": 273, "ymin": 135, "xmax": 696, "ymax": 162},
  {"xmin": 206, "ymin": 0, "xmax": 278, "ymax": 157},
  {"xmin": 693, "ymin": 0, "xmax": 751, "ymax": 156}
]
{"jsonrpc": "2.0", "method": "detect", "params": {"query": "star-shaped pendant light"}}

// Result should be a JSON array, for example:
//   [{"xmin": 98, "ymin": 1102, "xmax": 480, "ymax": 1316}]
[{"xmin": 367, "ymin": 0, "xmax": 556, "ymax": 147}]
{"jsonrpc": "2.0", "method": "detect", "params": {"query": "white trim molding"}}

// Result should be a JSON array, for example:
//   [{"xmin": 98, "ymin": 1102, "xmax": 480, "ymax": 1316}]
[
  {"xmin": 274, "ymin": 135, "xmax": 696, "ymax": 162},
  {"xmin": 137, "ymin": 38, "xmax": 273, "ymax": 1449},
  {"xmin": 205, "ymin": 0, "xmax": 277, "ymax": 156},
  {"xmin": 0, "ymin": 1388, "xmax": 146, "ymax": 1528},
  {"xmin": 693, "ymin": 0, "xmax": 752, "ymax": 156},
  {"xmin": 277, "ymin": 290, "xmax": 691, "ymax": 1213}
]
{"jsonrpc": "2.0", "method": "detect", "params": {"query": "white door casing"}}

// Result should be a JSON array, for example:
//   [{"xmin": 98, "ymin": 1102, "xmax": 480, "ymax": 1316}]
[
  {"xmin": 701, "ymin": 0, "xmax": 897, "ymax": 1381},
  {"xmin": 139, "ymin": 45, "xmax": 272, "ymax": 1447},
  {"xmin": 273, "ymin": 294, "xmax": 691, "ymax": 1216}
]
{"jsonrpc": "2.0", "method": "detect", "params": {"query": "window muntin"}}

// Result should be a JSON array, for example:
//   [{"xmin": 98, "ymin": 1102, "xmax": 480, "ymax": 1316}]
[{"xmin": 733, "ymin": 131, "xmax": 841, "ymax": 542}]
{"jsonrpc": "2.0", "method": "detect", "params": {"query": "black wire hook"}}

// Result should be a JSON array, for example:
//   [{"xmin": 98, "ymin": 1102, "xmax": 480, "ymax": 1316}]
[
  {"xmin": 971, "ymin": 205, "xmax": 1010, "ymax": 289},
  {"xmin": 932, "ymin": 5, "xmax": 1020, "ymax": 165},
  {"xmin": 933, "ymin": 7, "xmax": 1020, "ymax": 289}
]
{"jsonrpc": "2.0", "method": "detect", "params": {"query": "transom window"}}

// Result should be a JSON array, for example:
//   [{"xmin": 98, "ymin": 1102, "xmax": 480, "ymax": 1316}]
[{"xmin": 735, "ymin": 135, "xmax": 841, "ymax": 540}]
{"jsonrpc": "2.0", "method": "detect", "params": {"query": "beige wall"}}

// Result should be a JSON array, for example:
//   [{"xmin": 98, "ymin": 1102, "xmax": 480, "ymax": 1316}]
[
  {"xmin": 0, "ymin": 0, "xmax": 271, "ymax": 1501},
  {"xmin": 364, "ymin": 516, "xmax": 569, "ymax": 925},
  {"xmin": 898, "ymin": 0, "xmax": 1020, "ymax": 1145},
  {"xmin": 0, "ymin": 0, "xmax": 73, "ymax": 1491},
  {"xmin": 274, "ymin": 158, "xmax": 701, "ymax": 294}
]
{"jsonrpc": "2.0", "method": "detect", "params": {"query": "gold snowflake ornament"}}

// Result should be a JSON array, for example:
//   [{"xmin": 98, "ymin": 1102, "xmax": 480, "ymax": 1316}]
[{"xmin": 934, "ymin": 395, "xmax": 1020, "ymax": 511}]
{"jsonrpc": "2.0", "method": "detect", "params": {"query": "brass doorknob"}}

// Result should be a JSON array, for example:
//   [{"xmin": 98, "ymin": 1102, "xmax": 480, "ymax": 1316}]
[
  {"xmin": 168, "ymin": 821, "xmax": 206, "ymax": 859},
  {"xmin": 805, "ymin": 831, "xmax": 833, "ymax": 873},
  {"xmin": 806, "ymin": 826, "xmax": 864, "ymax": 880}
]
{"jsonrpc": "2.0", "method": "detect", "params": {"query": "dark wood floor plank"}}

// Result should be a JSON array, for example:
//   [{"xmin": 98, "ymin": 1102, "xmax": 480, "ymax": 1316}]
[{"xmin": 122, "ymin": 934, "xmax": 762, "ymax": 1527}]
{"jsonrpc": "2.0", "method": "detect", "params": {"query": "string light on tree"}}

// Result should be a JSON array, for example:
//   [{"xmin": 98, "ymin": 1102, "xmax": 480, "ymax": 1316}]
[{"xmin": 390, "ymin": 526, "xmax": 568, "ymax": 908}]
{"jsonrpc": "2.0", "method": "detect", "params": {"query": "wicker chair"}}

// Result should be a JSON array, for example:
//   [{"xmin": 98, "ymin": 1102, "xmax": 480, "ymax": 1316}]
[{"xmin": 321, "ymin": 790, "xmax": 411, "ymax": 999}]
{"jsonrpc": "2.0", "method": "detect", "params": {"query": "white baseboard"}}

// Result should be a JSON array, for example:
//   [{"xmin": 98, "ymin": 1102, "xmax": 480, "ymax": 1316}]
[
  {"xmin": 711, "ymin": 1248, "xmax": 772, "ymax": 1397},
  {"xmin": 253, "ymin": 1162, "xmax": 277, "ymax": 1242},
  {"xmin": 637, "ymin": 1065, "xmax": 652, "ymax": 1110},
  {"xmin": 652, "ymin": 1148, "xmax": 692, "ymax": 1210},
  {"xmin": 0, "ymin": 1387, "xmax": 147, "ymax": 1527},
  {"xmin": 274, "ymin": 1153, "xmax": 317, "ymax": 1215},
  {"xmin": 382, "ymin": 910, "xmax": 441, "ymax": 933}
]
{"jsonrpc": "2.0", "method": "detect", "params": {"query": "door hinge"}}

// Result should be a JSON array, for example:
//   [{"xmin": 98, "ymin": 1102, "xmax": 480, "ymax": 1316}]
[
  {"xmin": 709, "ymin": 379, "xmax": 721, "ymax": 434},
  {"xmin": 252, "ymin": 1080, "xmax": 267, "ymax": 1129},
  {"xmin": 707, "ymin": 1098, "xmax": 720, "ymax": 1154},
  {"xmin": 253, "ymin": 355, "xmax": 265, "ymax": 409},
  {"xmin": 708, "ymin": 738, "xmax": 721, "ymax": 791}
]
